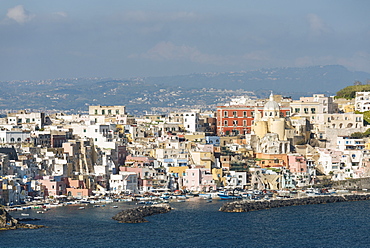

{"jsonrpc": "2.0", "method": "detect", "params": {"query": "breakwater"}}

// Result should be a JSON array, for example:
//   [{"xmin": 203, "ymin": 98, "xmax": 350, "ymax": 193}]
[
  {"xmin": 0, "ymin": 205, "xmax": 45, "ymax": 231},
  {"xmin": 219, "ymin": 194, "xmax": 370, "ymax": 212},
  {"xmin": 112, "ymin": 203, "xmax": 171, "ymax": 223}
]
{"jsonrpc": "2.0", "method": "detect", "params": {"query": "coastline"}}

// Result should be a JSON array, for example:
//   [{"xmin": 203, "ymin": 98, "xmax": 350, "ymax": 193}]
[{"xmin": 219, "ymin": 193, "xmax": 370, "ymax": 212}]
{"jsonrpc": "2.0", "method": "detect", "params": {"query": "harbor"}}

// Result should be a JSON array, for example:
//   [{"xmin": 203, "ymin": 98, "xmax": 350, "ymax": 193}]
[{"xmin": 1, "ymin": 195, "xmax": 370, "ymax": 247}]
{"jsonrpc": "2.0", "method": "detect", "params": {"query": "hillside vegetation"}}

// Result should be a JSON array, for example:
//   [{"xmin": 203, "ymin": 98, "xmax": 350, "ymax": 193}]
[{"xmin": 335, "ymin": 84, "xmax": 370, "ymax": 99}]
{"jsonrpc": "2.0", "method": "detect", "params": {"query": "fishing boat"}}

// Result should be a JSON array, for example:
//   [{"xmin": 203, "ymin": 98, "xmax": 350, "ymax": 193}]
[{"xmin": 217, "ymin": 192, "xmax": 242, "ymax": 200}]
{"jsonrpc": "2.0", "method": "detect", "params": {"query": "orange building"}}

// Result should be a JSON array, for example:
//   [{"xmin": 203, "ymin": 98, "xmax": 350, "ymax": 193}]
[{"xmin": 255, "ymin": 153, "xmax": 288, "ymax": 169}]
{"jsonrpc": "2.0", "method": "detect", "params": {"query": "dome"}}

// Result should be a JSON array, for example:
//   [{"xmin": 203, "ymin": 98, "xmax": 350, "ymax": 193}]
[{"xmin": 264, "ymin": 92, "xmax": 280, "ymax": 111}]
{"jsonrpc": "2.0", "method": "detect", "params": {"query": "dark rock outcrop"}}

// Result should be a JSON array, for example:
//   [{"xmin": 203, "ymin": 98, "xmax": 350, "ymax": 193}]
[
  {"xmin": 112, "ymin": 204, "xmax": 171, "ymax": 223},
  {"xmin": 0, "ymin": 205, "xmax": 45, "ymax": 231},
  {"xmin": 219, "ymin": 194, "xmax": 370, "ymax": 213}
]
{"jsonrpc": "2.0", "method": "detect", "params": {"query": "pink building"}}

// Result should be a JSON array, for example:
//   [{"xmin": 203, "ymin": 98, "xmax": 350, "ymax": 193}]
[
  {"xmin": 182, "ymin": 168, "xmax": 216, "ymax": 192},
  {"xmin": 288, "ymin": 154, "xmax": 308, "ymax": 173},
  {"xmin": 120, "ymin": 166, "xmax": 156, "ymax": 191},
  {"xmin": 39, "ymin": 178, "xmax": 67, "ymax": 197},
  {"xmin": 66, "ymin": 188, "xmax": 92, "ymax": 198}
]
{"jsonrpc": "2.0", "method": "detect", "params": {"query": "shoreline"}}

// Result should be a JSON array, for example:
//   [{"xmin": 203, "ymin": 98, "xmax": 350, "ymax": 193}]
[{"xmin": 219, "ymin": 193, "xmax": 370, "ymax": 212}]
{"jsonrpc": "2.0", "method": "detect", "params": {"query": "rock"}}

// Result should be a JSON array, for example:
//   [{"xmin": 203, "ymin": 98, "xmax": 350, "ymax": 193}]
[
  {"xmin": 0, "ymin": 205, "xmax": 45, "ymax": 231},
  {"xmin": 112, "ymin": 203, "xmax": 171, "ymax": 223},
  {"xmin": 16, "ymin": 218, "xmax": 41, "ymax": 221},
  {"xmin": 219, "ymin": 194, "xmax": 370, "ymax": 213}
]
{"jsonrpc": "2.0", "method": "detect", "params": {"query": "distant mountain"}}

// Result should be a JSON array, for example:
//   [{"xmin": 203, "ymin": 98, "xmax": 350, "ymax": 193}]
[
  {"xmin": 0, "ymin": 65, "xmax": 368, "ymax": 114},
  {"xmin": 145, "ymin": 65, "xmax": 370, "ymax": 95}
]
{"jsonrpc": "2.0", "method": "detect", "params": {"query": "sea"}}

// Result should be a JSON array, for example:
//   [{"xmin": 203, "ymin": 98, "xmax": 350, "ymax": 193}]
[{"xmin": 2, "ymin": 198, "xmax": 370, "ymax": 248}]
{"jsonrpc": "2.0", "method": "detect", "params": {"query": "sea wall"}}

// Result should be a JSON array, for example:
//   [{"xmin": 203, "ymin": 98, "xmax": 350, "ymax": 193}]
[
  {"xmin": 219, "ymin": 194, "xmax": 370, "ymax": 213},
  {"xmin": 112, "ymin": 204, "xmax": 171, "ymax": 223},
  {"xmin": 331, "ymin": 177, "xmax": 370, "ymax": 190}
]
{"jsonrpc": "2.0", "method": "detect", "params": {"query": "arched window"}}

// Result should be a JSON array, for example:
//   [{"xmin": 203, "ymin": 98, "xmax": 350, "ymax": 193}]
[
  {"xmin": 17, "ymin": 138, "xmax": 21, "ymax": 142},
  {"xmin": 10, "ymin": 138, "xmax": 14, "ymax": 142}
]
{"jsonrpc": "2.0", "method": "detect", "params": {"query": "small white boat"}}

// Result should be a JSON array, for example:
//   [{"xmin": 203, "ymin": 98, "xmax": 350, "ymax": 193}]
[
  {"xmin": 21, "ymin": 213, "xmax": 30, "ymax": 216},
  {"xmin": 78, "ymin": 207, "xmax": 85, "ymax": 210},
  {"xmin": 36, "ymin": 211, "xmax": 44, "ymax": 214},
  {"xmin": 112, "ymin": 206, "xmax": 118, "ymax": 208}
]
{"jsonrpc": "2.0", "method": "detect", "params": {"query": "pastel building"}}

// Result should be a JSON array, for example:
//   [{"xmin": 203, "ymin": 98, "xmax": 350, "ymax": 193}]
[
  {"xmin": 109, "ymin": 172, "xmax": 138, "ymax": 194},
  {"xmin": 182, "ymin": 168, "xmax": 216, "ymax": 192}
]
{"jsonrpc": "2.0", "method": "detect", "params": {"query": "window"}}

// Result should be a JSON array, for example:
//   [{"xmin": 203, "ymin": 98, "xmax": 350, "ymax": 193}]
[
  {"xmin": 116, "ymin": 110, "xmax": 119, "ymax": 115},
  {"xmin": 224, "ymin": 111, "xmax": 228, "ymax": 117},
  {"xmin": 243, "ymin": 120, "xmax": 247, "ymax": 126},
  {"xmin": 224, "ymin": 120, "xmax": 228, "ymax": 126},
  {"xmin": 95, "ymin": 109, "xmax": 98, "ymax": 115},
  {"xmin": 233, "ymin": 111, "xmax": 237, "ymax": 117},
  {"xmin": 102, "ymin": 110, "xmax": 105, "ymax": 115},
  {"xmin": 311, "ymin": 108, "xmax": 316, "ymax": 114},
  {"xmin": 233, "ymin": 120, "xmax": 238, "ymax": 126},
  {"xmin": 243, "ymin": 111, "xmax": 247, "ymax": 118},
  {"xmin": 108, "ymin": 110, "xmax": 112, "ymax": 115},
  {"xmin": 304, "ymin": 108, "xmax": 308, "ymax": 114},
  {"xmin": 294, "ymin": 108, "xmax": 300, "ymax": 113}
]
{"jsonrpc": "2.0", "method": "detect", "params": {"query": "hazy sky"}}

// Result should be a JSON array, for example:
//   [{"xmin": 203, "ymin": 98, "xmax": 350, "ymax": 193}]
[{"xmin": 0, "ymin": 1, "xmax": 369, "ymax": 81}]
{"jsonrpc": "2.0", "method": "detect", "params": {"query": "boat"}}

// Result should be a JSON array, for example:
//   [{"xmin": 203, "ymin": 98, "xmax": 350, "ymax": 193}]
[
  {"xmin": 78, "ymin": 207, "xmax": 85, "ymax": 210},
  {"xmin": 21, "ymin": 213, "xmax": 30, "ymax": 216},
  {"xmin": 36, "ymin": 211, "xmax": 45, "ymax": 214},
  {"xmin": 112, "ymin": 206, "xmax": 118, "ymax": 208},
  {"xmin": 217, "ymin": 193, "xmax": 242, "ymax": 200}
]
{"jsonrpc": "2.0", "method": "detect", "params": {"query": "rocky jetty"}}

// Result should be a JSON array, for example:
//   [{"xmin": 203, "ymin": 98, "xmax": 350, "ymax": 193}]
[
  {"xmin": 219, "ymin": 194, "xmax": 370, "ymax": 213},
  {"xmin": 112, "ymin": 204, "xmax": 171, "ymax": 223},
  {"xmin": 0, "ymin": 205, "xmax": 45, "ymax": 230}
]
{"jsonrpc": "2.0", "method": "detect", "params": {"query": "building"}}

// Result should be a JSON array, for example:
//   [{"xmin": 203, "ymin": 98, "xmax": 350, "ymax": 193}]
[
  {"xmin": 109, "ymin": 172, "xmax": 138, "ymax": 194},
  {"xmin": 216, "ymin": 94, "xmax": 290, "ymax": 136}
]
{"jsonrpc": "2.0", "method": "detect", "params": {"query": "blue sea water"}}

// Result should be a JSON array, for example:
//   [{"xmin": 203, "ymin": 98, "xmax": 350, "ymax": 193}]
[{"xmin": 2, "ymin": 198, "xmax": 370, "ymax": 248}]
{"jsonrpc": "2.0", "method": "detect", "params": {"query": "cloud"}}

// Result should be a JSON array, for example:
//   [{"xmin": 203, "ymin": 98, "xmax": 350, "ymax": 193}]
[
  {"xmin": 53, "ymin": 12, "xmax": 68, "ymax": 18},
  {"xmin": 307, "ymin": 13, "xmax": 331, "ymax": 36},
  {"xmin": 242, "ymin": 51, "xmax": 271, "ymax": 62},
  {"xmin": 130, "ymin": 41, "xmax": 224, "ymax": 65},
  {"xmin": 337, "ymin": 51, "xmax": 370, "ymax": 72},
  {"xmin": 6, "ymin": 5, "xmax": 35, "ymax": 24}
]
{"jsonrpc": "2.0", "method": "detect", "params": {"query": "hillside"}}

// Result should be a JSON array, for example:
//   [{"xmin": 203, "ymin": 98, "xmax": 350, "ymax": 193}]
[
  {"xmin": 336, "ymin": 84, "xmax": 370, "ymax": 99},
  {"xmin": 0, "ymin": 65, "xmax": 368, "ymax": 114}
]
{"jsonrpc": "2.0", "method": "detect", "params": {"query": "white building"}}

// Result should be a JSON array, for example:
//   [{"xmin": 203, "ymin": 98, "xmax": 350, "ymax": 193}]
[
  {"xmin": 109, "ymin": 172, "xmax": 138, "ymax": 194},
  {"xmin": 355, "ymin": 92, "xmax": 370, "ymax": 111},
  {"xmin": 0, "ymin": 130, "xmax": 31, "ymax": 143}
]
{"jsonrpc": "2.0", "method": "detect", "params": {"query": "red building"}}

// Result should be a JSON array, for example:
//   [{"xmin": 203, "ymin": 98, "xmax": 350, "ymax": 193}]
[{"xmin": 216, "ymin": 105, "xmax": 291, "ymax": 136}]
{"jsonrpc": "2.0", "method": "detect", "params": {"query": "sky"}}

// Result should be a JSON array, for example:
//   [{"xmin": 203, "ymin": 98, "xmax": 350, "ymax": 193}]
[{"xmin": 0, "ymin": 0, "xmax": 369, "ymax": 81}]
